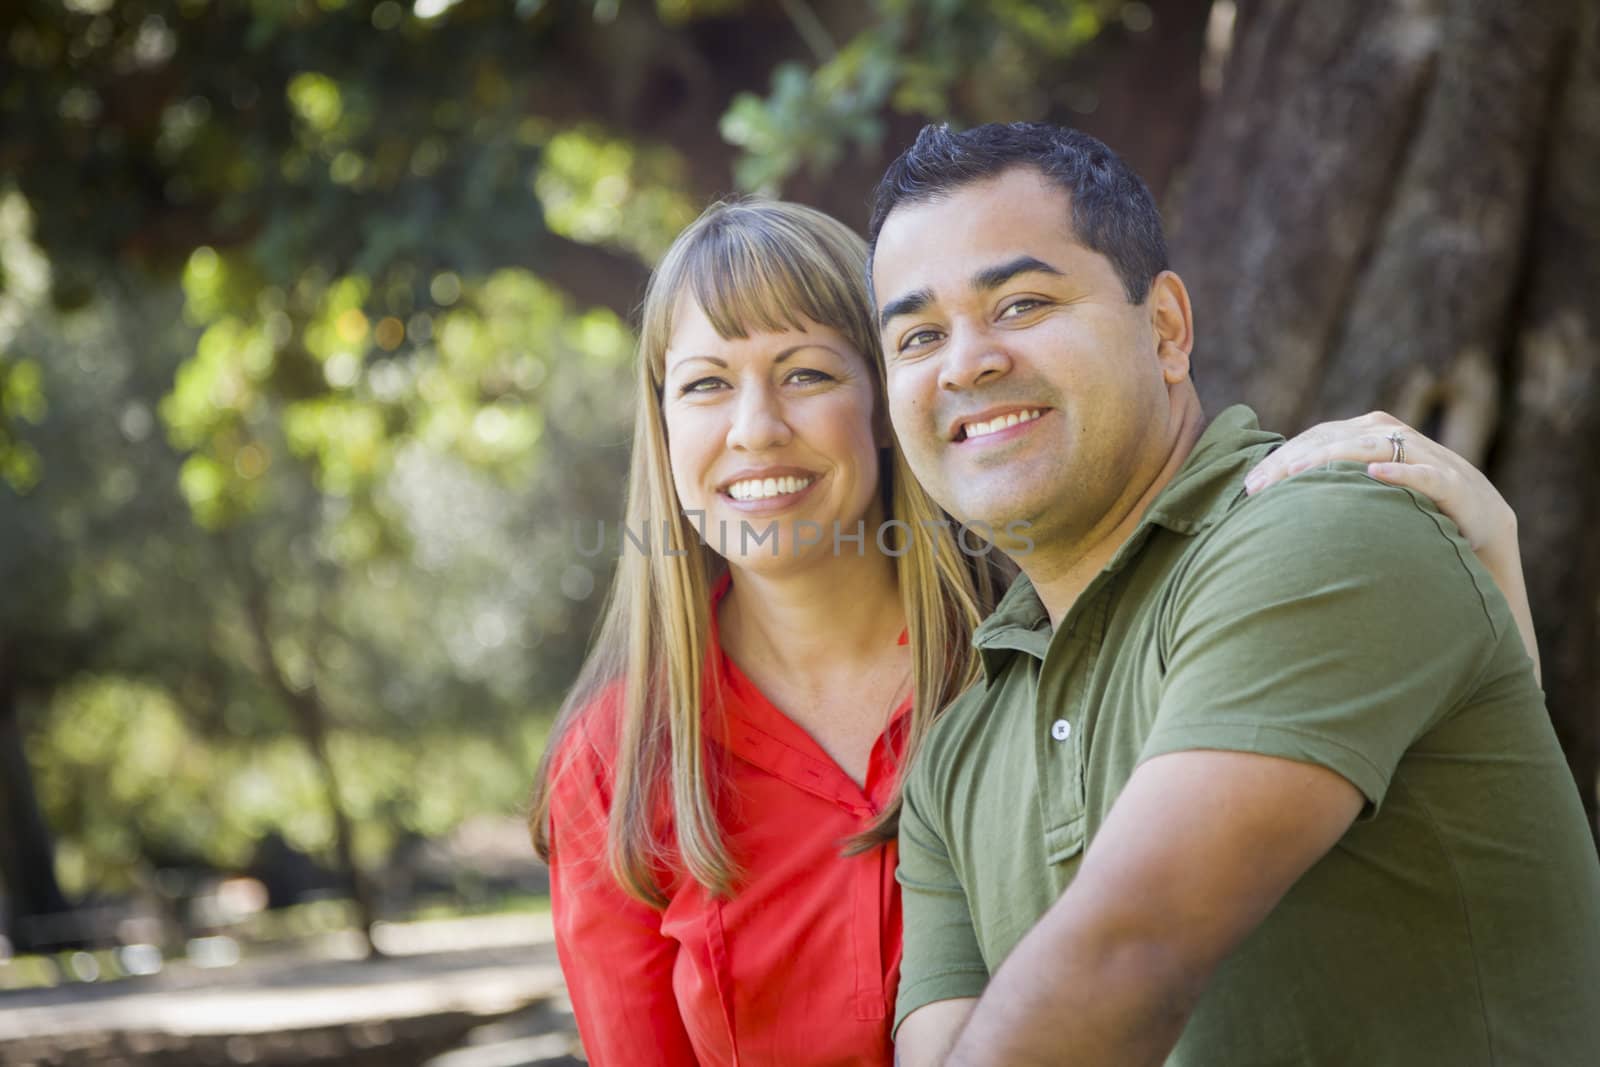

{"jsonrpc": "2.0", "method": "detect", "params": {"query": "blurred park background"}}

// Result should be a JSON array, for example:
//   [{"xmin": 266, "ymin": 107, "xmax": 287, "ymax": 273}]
[{"xmin": 1, "ymin": 0, "xmax": 1597, "ymax": 1063}]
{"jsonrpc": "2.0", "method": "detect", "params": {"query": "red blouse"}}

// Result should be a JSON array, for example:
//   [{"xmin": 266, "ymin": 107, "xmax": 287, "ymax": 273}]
[{"xmin": 547, "ymin": 581, "xmax": 910, "ymax": 1066}]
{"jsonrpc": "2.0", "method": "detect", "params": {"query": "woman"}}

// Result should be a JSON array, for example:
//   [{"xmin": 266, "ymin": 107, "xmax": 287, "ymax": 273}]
[{"xmin": 528, "ymin": 199, "xmax": 1539, "ymax": 1067}]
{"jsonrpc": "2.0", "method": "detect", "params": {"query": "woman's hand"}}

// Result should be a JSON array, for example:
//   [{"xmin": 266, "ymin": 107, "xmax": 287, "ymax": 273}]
[{"xmin": 1244, "ymin": 411, "xmax": 1540, "ymax": 683}]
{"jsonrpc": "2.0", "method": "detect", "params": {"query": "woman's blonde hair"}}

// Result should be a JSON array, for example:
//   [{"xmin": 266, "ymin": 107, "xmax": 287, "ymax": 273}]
[{"xmin": 529, "ymin": 198, "xmax": 1003, "ymax": 907}]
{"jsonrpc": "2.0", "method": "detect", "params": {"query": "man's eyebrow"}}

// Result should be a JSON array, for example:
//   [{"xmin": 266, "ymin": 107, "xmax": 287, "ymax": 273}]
[
  {"xmin": 877, "ymin": 258, "xmax": 1065, "ymax": 330},
  {"xmin": 973, "ymin": 255, "xmax": 1065, "ymax": 291},
  {"xmin": 878, "ymin": 288, "xmax": 935, "ymax": 330}
]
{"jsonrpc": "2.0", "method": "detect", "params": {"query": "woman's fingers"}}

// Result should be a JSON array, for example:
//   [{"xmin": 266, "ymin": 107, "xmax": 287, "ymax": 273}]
[
  {"xmin": 1366, "ymin": 460, "xmax": 1448, "ymax": 502},
  {"xmin": 1246, "ymin": 426, "xmax": 1417, "ymax": 494},
  {"xmin": 1368, "ymin": 459, "xmax": 1515, "ymax": 551}
]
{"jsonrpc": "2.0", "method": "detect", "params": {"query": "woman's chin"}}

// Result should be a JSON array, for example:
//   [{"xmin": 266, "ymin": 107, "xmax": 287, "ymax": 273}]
[{"xmin": 706, "ymin": 520, "xmax": 856, "ymax": 574}]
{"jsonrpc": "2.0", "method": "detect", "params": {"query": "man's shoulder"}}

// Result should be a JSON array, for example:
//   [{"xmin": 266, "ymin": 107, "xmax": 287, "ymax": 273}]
[
  {"xmin": 1214, "ymin": 460, "xmax": 1447, "ymax": 541},
  {"xmin": 915, "ymin": 679, "xmax": 992, "ymax": 767},
  {"xmin": 1181, "ymin": 460, "xmax": 1494, "ymax": 623},
  {"xmin": 1143, "ymin": 460, "xmax": 1522, "ymax": 798}
]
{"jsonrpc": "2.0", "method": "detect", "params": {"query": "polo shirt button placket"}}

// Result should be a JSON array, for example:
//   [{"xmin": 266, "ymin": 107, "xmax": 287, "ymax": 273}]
[{"xmin": 1050, "ymin": 719, "xmax": 1072, "ymax": 742}]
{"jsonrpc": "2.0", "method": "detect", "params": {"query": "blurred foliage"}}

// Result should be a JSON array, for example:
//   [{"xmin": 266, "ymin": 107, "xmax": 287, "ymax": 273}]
[
  {"xmin": 535, "ymin": 128, "xmax": 701, "ymax": 263},
  {"xmin": 0, "ymin": 193, "xmax": 51, "ymax": 492},
  {"xmin": 723, "ymin": 0, "xmax": 1127, "ymax": 191},
  {"xmin": 0, "ymin": 185, "xmax": 628, "ymax": 899},
  {"xmin": 0, "ymin": 0, "xmax": 1136, "ymax": 903},
  {"xmin": 33, "ymin": 676, "xmax": 552, "ymax": 894}
]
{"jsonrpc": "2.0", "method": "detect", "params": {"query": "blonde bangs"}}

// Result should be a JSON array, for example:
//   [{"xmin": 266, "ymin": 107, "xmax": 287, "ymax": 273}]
[{"xmin": 642, "ymin": 200, "xmax": 880, "ymax": 378}]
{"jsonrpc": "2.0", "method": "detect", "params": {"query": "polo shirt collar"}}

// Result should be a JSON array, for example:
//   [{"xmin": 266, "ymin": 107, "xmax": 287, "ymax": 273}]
[
  {"xmin": 972, "ymin": 405, "xmax": 1279, "ymax": 682},
  {"xmin": 1140, "ymin": 404, "xmax": 1279, "ymax": 536}
]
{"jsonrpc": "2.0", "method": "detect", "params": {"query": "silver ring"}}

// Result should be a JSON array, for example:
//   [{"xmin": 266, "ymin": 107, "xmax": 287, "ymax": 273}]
[{"xmin": 1387, "ymin": 431, "xmax": 1406, "ymax": 464}]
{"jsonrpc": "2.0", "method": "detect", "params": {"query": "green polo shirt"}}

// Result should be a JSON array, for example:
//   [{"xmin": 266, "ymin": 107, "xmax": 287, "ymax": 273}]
[{"xmin": 896, "ymin": 405, "xmax": 1600, "ymax": 1064}]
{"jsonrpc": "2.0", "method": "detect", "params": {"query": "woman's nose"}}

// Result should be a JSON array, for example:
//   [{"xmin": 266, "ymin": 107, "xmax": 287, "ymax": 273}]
[{"xmin": 726, "ymin": 385, "xmax": 792, "ymax": 452}]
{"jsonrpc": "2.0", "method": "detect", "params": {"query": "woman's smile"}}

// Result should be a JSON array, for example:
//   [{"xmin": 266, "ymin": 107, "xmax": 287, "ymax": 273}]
[{"xmin": 717, "ymin": 469, "xmax": 823, "ymax": 513}]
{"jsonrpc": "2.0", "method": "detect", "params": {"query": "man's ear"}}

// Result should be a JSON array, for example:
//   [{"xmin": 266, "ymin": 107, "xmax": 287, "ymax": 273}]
[{"xmin": 1148, "ymin": 270, "xmax": 1194, "ymax": 385}]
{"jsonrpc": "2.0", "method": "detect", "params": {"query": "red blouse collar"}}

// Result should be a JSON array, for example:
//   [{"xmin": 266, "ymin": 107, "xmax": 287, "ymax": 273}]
[{"xmin": 705, "ymin": 571, "xmax": 912, "ymax": 811}]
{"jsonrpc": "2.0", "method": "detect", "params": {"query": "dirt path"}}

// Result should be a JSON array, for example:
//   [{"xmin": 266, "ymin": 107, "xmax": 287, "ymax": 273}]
[{"xmin": 0, "ymin": 913, "xmax": 583, "ymax": 1066}]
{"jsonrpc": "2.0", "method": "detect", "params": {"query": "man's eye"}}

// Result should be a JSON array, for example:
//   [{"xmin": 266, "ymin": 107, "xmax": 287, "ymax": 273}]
[
  {"xmin": 900, "ymin": 329, "xmax": 941, "ymax": 351},
  {"xmin": 1000, "ymin": 299, "xmax": 1044, "ymax": 318}
]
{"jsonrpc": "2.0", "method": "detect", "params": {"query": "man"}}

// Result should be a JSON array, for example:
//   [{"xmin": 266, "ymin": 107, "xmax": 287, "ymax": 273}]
[{"xmin": 870, "ymin": 122, "xmax": 1600, "ymax": 1066}]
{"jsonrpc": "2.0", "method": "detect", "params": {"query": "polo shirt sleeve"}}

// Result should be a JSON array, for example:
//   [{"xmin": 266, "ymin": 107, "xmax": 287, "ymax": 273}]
[
  {"xmin": 893, "ymin": 747, "xmax": 990, "ymax": 1035},
  {"xmin": 546, "ymin": 722, "xmax": 700, "ymax": 1067},
  {"xmin": 1144, "ymin": 467, "xmax": 1505, "ymax": 813}
]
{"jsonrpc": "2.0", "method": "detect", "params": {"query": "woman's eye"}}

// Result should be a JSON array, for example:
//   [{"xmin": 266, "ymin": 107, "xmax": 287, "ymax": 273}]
[
  {"xmin": 680, "ymin": 377, "xmax": 726, "ymax": 395},
  {"xmin": 786, "ymin": 368, "xmax": 833, "ymax": 385}
]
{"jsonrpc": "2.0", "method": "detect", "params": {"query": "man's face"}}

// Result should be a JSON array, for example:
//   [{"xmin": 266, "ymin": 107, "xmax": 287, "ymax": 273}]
[{"xmin": 873, "ymin": 167, "xmax": 1181, "ymax": 545}]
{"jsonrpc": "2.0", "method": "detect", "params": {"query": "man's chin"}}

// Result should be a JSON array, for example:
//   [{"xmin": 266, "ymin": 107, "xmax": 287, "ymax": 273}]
[{"xmin": 947, "ymin": 498, "xmax": 1034, "ymax": 542}]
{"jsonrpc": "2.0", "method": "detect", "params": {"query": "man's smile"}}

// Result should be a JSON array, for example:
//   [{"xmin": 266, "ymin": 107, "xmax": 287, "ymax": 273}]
[{"xmin": 950, "ymin": 406, "xmax": 1052, "ymax": 443}]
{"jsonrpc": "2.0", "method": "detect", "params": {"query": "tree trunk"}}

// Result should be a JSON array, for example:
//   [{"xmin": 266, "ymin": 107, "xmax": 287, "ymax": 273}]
[
  {"xmin": 241, "ymin": 575, "xmax": 385, "ymax": 957},
  {"xmin": 0, "ymin": 669, "xmax": 76, "ymax": 953},
  {"xmin": 1495, "ymin": 0, "xmax": 1600, "ymax": 846},
  {"xmin": 1169, "ymin": 0, "xmax": 1598, "ymax": 839}
]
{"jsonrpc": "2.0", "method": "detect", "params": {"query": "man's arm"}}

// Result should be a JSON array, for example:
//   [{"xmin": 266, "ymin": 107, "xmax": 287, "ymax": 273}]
[
  {"xmin": 943, "ymin": 749, "xmax": 1363, "ymax": 1067},
  {"xmin": 936, "ymin": 473, "xmax": 1500, "ymax": 1064},
  {"xmin": 892, "ymin": 713, "xmax": 992, "ymax": 1063}
]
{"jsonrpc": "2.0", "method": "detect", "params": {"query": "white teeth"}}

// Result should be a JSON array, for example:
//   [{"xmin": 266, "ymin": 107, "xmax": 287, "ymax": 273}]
[
  {"xmin": 964, "ymin": 409, "xmax": 1043, "ymax": 440},
  {"xmin": 726, "ymin": 475, "xmax": 814, "ymax": 501}
]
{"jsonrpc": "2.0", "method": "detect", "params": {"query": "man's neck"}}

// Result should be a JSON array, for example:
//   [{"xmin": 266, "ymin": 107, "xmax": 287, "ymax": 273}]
[{"xmin": 1022, "ymin": 399, "xmax": 1207, "ymax": 629}]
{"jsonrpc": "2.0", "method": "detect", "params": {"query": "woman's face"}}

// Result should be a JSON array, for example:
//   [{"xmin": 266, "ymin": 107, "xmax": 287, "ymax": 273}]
[{"xmin": 661, "ymin": 297, "xmax": 886, "ymax": 572}]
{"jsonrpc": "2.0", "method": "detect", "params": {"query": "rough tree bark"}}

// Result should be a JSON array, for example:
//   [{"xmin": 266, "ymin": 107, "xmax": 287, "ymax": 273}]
[
  {"xmin": 1496, "ymin": 0, "xmax": 1600, "ymax": 847},
  {"xmin": 1169, "ymin": 0, "xmax": 1599, "ymax": 840}
]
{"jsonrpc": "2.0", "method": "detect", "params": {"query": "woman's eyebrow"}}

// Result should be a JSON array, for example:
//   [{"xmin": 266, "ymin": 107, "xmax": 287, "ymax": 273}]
[
  {"xmin": 773, "ymin": 344, "xmax": 847, "ymax": 363},
  {"xmin": 669, "ymin": 355, "xmax": 728, "ymax": 371},
  {"xmin": 668, "ymin": 344, "xmax": 837, "ymax": 374}
]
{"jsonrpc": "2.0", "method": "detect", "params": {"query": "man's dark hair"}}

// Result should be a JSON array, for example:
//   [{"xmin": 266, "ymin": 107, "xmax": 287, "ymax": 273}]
[{"xmin": 867, "ymin": 122, "xmax": 1169, "ymax": 304}]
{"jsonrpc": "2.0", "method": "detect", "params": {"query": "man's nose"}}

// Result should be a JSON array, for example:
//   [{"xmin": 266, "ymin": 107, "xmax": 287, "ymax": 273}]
[
  {"xmin": 726, "ymin": 384, "xmax": 792, "ymax": 452},
  {"xmin": 938, "ymin": 325, "xmax": 1012, "ymax": 392}
]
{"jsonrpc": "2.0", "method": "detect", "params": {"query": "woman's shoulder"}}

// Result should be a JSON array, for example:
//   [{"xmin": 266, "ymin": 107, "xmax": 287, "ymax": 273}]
[
  {"xmin": 548, "ymin": 678, "xmax": 629, "ymax": 798},
  {"xmin": 545, "ymin": 679, "xmax": 683, "ymax": 886}
]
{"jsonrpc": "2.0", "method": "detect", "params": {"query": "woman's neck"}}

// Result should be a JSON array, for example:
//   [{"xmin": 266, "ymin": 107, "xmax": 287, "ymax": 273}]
[{"xmin": 718, "ymin": 548, "xmax": 905, "ymax": 681}]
